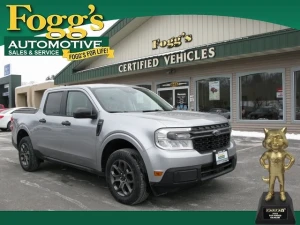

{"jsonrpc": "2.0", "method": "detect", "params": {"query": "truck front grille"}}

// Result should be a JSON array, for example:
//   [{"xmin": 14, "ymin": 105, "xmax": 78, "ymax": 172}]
[{"xmin": 190, "ymin": 123, "xmax": 231, "ymax": 153}]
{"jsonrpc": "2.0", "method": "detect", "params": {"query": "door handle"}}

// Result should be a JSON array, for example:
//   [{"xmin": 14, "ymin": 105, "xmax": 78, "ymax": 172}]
[
  {"xmin": 61, "ymin": 121, "xmax": 71, "ymax": 126},
  {"xmin": 39, "ymin": 118, "xmax": 46, "ymax": 123}
]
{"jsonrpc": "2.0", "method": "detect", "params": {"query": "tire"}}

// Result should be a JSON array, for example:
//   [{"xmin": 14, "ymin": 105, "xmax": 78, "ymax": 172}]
[
  {"xmin": 6, "ymin": 122, "xmax": 11, "ymax": 131},
  {"xmin": 106, "ymin": 148, "xmax": 149, "ymax": 205},
  {"xmin": 18, "ymin": 136, "xmax": 40, "ymax": 172}
]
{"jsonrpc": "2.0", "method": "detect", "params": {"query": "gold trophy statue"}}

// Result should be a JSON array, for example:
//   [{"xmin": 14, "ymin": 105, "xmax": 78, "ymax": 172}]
[{"xmin": 255, "ymin": 127, "xmax": 296, "ymax": 225}]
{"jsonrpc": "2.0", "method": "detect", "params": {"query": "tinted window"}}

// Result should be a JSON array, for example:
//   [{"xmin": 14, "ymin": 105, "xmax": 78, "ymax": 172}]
[
  {"xmin": 239, "ymin": 72, "xmax": 283, "ymax": 120},
  {"xmin": 44, "ymin": 92, "xmax": 63, "ymax": 115},
  {"xmin": 66, "ymin": 91, "xmax": 94, "ymax": 116},
  {"xmin": 197, "ymin": 77, "xmax": 231, "ymax": 114}
]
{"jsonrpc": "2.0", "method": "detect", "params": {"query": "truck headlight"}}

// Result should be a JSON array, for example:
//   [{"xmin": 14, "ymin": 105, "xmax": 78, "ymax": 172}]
[{"xmin": 154, "ymin": 128, "xmax": 193, "ymax": 150}]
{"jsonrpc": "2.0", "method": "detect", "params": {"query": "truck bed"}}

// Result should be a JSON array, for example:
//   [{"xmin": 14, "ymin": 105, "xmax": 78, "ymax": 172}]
[{"xmin": 12, "ymin": 108, "xmax": 38, "ymax": 114}]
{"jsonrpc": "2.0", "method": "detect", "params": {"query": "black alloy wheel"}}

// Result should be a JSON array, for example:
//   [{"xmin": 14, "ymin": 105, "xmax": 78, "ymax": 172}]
[
  {"xmin": 110, "ymin": 159, "xmax": 134, "ymax": 197},
  {"xmin": 19, "ymin": 142, "xmax": 30, "ymax": 167},
  {"xmin": 106, "ymin": 148, "xmax": 149, "ymax": 205},
  {"xmin": 18, "ymin": 136, "xmax": 41, "ymax": 172}
]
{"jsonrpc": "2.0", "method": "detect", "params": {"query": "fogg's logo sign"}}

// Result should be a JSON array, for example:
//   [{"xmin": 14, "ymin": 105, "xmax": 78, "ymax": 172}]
[
  {"xmin": 6, "ymin": 4, "xmax": 104, "ymax": 40},
  {"xmin": 5, "ymin": 4, "xmax": 115, "ymax": 61},
  {"xmin": 152, "ymin": 32, "xmax": 192, "ymax": 50}
]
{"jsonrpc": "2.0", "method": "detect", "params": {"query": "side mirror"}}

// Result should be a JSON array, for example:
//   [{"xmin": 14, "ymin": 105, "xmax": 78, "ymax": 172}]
[{"xmin": 73, "ymin": 107, "xmax": 97, "ymax": 119}]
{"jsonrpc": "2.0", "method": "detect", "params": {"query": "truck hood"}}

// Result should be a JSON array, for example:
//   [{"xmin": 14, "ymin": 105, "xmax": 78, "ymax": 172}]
[{"xmin": 115, "ymin": 110, "xmax": 228, "ymax": 127}]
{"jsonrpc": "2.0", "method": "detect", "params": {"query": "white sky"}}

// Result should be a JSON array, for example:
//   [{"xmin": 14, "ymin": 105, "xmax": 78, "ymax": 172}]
[{"xmin": 0, "ymin": 20, "xmax": 118, "ymax": 83}]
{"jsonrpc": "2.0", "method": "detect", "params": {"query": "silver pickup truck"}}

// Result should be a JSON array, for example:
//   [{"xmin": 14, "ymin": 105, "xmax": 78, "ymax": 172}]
[{"xmin": 11, "ymin": 84, "xmax": 237, "ymax": 205}]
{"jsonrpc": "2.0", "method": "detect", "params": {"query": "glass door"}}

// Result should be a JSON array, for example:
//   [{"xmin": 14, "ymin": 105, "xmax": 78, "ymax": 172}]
[
  {"xmin": 174, "ymin": 88, "xmax": 189, "ymax": 110},
  {"xmin": 157, "ymin": 81, "xmax": 190, "ymax": 110},
  {"xmin": 157, "ymin": 89, "xmax": 173, "ymax": 106}
]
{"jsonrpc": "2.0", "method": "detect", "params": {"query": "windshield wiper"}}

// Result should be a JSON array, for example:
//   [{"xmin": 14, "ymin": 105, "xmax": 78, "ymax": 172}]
[
  {"xmin": 109, "ymin": 111, "xmax": 130, "ymax": 113},
  {"xmin": 142, "ymin": 109, "xmax": 163, "ymax": 112}
]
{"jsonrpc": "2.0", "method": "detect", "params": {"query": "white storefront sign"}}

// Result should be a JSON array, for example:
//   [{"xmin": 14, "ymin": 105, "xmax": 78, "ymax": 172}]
[
  {"xmin": 276, "ymin": 88, "xmax": 283, "ymax": 98},
  {"xmin": 118, "ymin": 47, "xmax": 216, "ymax": 73}
]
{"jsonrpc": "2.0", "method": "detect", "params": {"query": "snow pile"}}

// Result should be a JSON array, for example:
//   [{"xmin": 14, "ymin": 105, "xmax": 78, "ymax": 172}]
[{"xmin": 232, "ymin": 130, "xmax": 300, "ymax": 140}]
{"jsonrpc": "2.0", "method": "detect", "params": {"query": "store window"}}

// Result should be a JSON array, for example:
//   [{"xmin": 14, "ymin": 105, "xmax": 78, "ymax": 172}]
[
  {"xmin": 137, "ymin": 84, "xmax": 152, "ymax": 90},
  {"xmin": 294, "ymin": 70, "xmax": 300, "ymax": 120},
  {"xmin": 238, "ymin": 71, "xmax": 283, "ymax": 120},
  {"xmin": 196, "ymin": 77, "xmax": 231, "ymax": 119}
]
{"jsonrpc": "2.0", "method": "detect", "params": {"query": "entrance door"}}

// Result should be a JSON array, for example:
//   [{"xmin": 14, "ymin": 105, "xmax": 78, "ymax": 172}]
[
  {"xmin": 157, "ymin": 89, "xmax": 173, "ymax": 106},
  {"xmin": 157, "ymin": 81, "xmax": 189, "ymax": 110},
  {"xmin": 174, "ymin": 88, "xmax": 189, "ymax": 110}
]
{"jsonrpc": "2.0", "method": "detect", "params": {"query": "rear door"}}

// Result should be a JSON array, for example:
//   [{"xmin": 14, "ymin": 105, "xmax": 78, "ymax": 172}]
[
  {"xmin": 32, "ymin": 91, "xmax": 65, "ymax": 157},
  {"xmin": 57, "ymin": 90, "xmax": 99, "ymax": 169}
]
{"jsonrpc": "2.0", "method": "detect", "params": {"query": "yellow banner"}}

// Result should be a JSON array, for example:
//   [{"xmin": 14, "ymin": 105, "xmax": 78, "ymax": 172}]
[{"xmin": 62, "ymin": 47, "xmax": 114, "ymax": 61}]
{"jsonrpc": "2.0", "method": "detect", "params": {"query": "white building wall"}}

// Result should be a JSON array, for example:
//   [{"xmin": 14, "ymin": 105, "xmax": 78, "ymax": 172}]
[{"xmin": 87, "ymin": 15, "xmax": 288, "ymax": 69}]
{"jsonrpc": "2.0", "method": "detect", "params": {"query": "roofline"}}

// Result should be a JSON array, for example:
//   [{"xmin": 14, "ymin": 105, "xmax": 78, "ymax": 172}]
[
  {"xmin": 54, "ymin": 28, "xmax": 300, "ymax": 85},
  {"xmin": 55, "ymin": 18, "xmax": 134, "ymax": 80},
  {"xmin": 48, "ymin": 83, "xmax": 134, "ymax": 89}
]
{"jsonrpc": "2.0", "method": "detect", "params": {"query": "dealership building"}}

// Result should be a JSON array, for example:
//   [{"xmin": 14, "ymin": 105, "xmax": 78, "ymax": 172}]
[
  {"xmin": 50, "ymin": 16, "xmax": 300, "ymax": 132},
  {"xmin": 0, "ymin": 75, "xmax": 21, "ymax": 108},
  {"xmin": 15, "ymin": 80, "xmax": 55, "ymax": 108}
]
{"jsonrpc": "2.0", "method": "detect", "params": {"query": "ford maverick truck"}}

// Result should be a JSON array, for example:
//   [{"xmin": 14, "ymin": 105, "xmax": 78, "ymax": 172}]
[{"xmin": 11, "ymin": 84, "xmax": 237, "ymax": 205}]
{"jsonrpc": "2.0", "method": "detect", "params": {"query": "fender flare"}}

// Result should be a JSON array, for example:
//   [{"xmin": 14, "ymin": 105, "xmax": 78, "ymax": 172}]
[
  {"xmin": 15, "ymin": 125, "xmax": 31, "ymax": 145},
  {"xmin": 97, "ymin": 132, "xmax": 152, "ymax": 175}
]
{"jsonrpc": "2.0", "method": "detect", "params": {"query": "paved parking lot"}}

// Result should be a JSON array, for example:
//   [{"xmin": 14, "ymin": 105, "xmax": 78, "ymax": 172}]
[{"xmin": 0, "ymin": 131, "xmax": 299, "ymax": 211}]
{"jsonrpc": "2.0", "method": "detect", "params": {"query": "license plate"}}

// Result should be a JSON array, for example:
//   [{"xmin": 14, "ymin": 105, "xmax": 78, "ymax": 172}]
[{"xmin": 215, "ymin": 150, "xmax": 229, "ymax": 165}]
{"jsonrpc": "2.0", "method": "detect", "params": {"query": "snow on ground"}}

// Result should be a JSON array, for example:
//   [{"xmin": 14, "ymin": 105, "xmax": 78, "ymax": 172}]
[{"xmin": 232, "ymin": 130, "xmax": 300, "ymax": 140}]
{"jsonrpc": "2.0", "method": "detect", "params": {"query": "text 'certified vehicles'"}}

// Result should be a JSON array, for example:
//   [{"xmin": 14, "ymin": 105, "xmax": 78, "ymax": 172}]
[{"xmin": 11, "ymin": 84, "xmax": 237, "ymax": 205}]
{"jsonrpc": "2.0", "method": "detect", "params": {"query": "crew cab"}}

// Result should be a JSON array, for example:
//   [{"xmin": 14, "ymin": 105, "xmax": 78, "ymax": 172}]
[{"xmin": 11, "ymin": 84, "xmax": 237, "ymax": 205}]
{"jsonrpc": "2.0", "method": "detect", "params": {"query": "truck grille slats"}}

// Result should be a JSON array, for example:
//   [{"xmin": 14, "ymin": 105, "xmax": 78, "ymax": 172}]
[{"xmin": 190, "ymin": 123, "xmax": 231, "ymax": 153}]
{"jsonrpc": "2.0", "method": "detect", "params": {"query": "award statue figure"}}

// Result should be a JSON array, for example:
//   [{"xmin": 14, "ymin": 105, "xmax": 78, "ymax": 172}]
[{"xmin": 255, "ymin": 127, "xmax": 296, "ymax": 225}]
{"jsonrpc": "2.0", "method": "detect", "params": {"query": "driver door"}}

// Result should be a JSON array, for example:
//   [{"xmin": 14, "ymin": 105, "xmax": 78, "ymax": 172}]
[{"xmin": 58, "ymin": 90, "xmax": 99, "ymax": 169}]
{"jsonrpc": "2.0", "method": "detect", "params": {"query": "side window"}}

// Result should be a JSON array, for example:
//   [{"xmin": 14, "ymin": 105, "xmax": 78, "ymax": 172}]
[
  {"xmin": 44, "ymin": 92, "xmax": 63, "ymax": 116},
  {"xmin": 66, "ymin": 91, "xmax": 94, "ymax": 117}
]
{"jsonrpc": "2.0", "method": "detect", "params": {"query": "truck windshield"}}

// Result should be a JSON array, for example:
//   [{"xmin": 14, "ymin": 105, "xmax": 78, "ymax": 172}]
[{"xmin": 91, "ymin": 86, "xmax": 174, "ymax": 113}]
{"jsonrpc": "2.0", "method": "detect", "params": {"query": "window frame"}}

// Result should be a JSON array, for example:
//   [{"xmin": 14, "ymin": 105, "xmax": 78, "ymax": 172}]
[
  {"xmin": 236, "ymin": 68, "xmax": 286, "ymax": 123},
  {"xmin": 193, "ymin": 74, "xmax": 232, "ymax": 121},
  {"xmin": 155, "ymin": 79, "xmax": 190, "ymax": 93},
  {"xmin": 291, "ymin": 66, "xmax": 300, "ymax": 123},
  {"xmin": 43, "ymin": 91, "xmax": 65, "ymax": 116},
  {"xmin": 62, "ymin": 90, "xmax": 98, "ymax": 118},
  {"xmin": 135, "ymin": 83, "xmax": 152, "ymax": 91}
]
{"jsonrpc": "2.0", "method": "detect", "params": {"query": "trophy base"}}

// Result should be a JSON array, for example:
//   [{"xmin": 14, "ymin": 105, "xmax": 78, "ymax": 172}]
[{"xmin": 255, "ymin": 192, "xmax": 296, "ymax": 225}]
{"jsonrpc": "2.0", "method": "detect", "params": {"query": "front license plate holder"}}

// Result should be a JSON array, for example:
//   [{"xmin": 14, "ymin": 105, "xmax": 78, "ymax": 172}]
[{"xmin": 213, "ymin": 149, "xmax": 229, "ymax": 166}]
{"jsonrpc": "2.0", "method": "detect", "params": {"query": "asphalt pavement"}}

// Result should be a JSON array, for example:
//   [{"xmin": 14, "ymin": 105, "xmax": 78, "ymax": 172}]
[{"xmin": 0, "ymin": 131, "xmax": 299, "ymax": 211}]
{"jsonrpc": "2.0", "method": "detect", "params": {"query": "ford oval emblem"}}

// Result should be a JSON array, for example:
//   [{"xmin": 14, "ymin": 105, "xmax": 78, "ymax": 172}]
[{"xmin": 212, "ymin": 130, "xmax": 221, "ymax": 136}]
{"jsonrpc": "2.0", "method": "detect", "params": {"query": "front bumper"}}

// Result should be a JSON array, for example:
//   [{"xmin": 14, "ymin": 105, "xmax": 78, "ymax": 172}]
[
  {"xmin": 142, "ymin": 140, "xmax": 236, "ymax": 182},
  {"xmin": 150, "ymin": 153, "xmax": 237, "ymax": 196}
]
